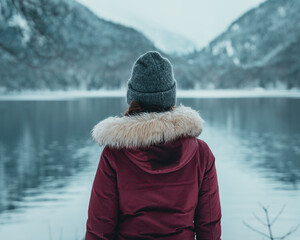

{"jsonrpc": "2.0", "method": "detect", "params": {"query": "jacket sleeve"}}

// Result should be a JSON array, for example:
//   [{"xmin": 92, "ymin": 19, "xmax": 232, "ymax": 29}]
[
  {"xmin": 85, "ymin": 147, "xmax": 119, "ymax": 240},
  {"xmin": 194, "ymin": 142, "xmax": 222, "ymax": 240}
]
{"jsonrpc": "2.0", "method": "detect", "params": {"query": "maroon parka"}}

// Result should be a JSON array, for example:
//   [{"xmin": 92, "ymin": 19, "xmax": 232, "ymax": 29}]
[{"xmin": 85, "ymin": 104, "xmax": 222, "ymax": 240}]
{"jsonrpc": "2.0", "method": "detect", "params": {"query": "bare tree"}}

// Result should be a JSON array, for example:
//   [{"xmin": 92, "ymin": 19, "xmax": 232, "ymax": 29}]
[{"xmin": 243, "ymin": 203, "xmax": 299, "ymax": 240}]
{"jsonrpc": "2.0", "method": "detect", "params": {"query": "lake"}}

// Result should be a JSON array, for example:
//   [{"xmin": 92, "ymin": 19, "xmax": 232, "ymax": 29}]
[{"xmin": 0, "ymin": 97, "xmax": 299, "ymax": 240}]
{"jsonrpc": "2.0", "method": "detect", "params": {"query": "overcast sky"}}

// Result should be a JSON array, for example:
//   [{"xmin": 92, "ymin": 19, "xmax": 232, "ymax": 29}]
[{"xmin": 77, "ymin": 0, "xmax": 266, "ymax": 49}]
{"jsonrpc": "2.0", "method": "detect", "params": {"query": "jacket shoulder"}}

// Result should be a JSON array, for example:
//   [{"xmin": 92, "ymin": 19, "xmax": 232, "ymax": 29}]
[
  {"xmin": 102, "ymin": 145, "xmax": 122, "ymax": 156},
  {"xmin": 196, "ymin": 139, "xmax": 211, "ymax": 152},
  {"xmin": 99, "ymin": 145, "xmax": 121, "ymax": 170},
  {"xmin": 195, "ymin": 139, "xmax": 215, "ymax": 168}
]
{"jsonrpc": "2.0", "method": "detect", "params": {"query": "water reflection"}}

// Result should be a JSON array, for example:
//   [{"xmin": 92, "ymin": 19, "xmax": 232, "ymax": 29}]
[
  {"xmin": 180, "ymin": 98, "xmax": 300, "ymax": 189},
  {"xmin": 0, "ymin": 98, "xmax": 127, "ymax": 215}
]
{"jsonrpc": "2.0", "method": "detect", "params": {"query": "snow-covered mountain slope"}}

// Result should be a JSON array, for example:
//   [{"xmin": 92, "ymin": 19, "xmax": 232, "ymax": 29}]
[
  {"xmin": 177, "ymin": 0, "xmax": 300, "ymax": 89},
  {"xmin": 0, "ymin": 0, "xmax": 157, "ymax": 91},
  {"xmin": 129, "ymin": 21, "xmax": 198, "ymax": 55}
]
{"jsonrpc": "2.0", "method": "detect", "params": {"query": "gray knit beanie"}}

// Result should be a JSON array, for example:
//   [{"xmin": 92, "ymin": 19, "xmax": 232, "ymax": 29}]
[{"xmin": 126, "ymin": 51, "xmax": 177, "ymax": 108}]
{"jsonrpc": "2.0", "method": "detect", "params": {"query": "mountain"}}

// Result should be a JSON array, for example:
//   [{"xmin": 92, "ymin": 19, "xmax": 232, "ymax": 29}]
[
  {"xmin": 110, "ymin": 15, "xmax": 198, "ymax": 55},
  {"xmin": 145, "ymin": 26, "xmax": 197, "ymax": 55},
  {"xmin": 177, "ymin": 0, "xmax": 300, "ymax": 89},
  {"xmin": 0, "ymin": 0, "xmax": 157, "ymax": 91},
  {"xmin": 0, "ymin": 0, "xmax": 299, "ymax": 92}
]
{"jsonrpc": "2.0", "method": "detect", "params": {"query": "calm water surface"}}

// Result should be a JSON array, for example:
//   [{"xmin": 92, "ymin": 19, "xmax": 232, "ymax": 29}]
[{"xmin": 0, "ymin": 97, "xmax": 299, "ymax": 240}]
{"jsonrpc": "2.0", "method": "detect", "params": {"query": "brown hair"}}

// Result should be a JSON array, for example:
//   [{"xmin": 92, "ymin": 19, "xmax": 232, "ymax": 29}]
[{"xmin": 124, "ymin": 101, "xmax": 176, "ymax": 116}]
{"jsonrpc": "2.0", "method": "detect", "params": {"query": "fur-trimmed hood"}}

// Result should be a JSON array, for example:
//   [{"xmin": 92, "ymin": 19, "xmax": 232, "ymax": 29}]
[{"xmin": 91, "ymin": 104, "xmax": 204, "ymax": 149}]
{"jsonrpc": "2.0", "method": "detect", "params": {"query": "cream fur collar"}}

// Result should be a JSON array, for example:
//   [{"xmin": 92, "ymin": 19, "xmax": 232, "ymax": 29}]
[{"xmin": 91, "ymin": 104, "xmax": 204, "ymax": 149}]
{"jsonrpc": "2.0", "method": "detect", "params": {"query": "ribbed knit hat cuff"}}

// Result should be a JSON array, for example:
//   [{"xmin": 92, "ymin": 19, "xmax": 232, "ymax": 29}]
[{"xmin": 126, "ymin": 80, "xmax": 177, "ymax": 108}]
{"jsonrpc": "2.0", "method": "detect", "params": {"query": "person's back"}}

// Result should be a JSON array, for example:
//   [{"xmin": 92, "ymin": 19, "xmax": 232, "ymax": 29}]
[{"xmin": 85, "ymin": 51, "xmax": 222, "ymax": 240}]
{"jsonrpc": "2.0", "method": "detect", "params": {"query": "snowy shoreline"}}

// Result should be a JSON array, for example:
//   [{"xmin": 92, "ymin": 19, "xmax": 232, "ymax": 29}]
[{"xmin": 1, "ymin": 89, "xmax": 300, "ymax": 101}]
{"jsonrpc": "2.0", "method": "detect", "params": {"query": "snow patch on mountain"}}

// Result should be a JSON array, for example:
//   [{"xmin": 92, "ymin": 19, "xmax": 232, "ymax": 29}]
[
  {"xmin": 231, "ymin": 24, "xmax": 240, "ymax": 31},
  {"xmin": 212, "ymin": 40, "xmax": 234, "ymax": 57},
  {"xmin": 233, "ymin": 57, "xmax": 240, "ymax": 65},
  {"xmin": 8, "ymin": 14, "xmax": 31, "ymax": 44},
  {"xmin": 277, "ymin": 6, "xmax": 286, "ymax": 17}
]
